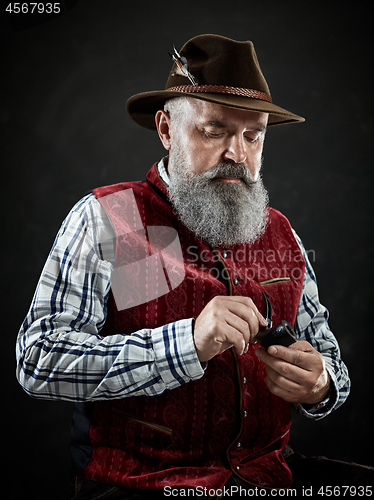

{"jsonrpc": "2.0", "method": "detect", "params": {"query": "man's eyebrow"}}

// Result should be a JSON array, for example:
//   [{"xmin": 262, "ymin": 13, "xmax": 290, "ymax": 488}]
[
  {"xmin": 204, "ymin": 120, "xmax": 229, "ymax": 128},
  {"xmin": 254, "ymin": 125, "xmax": 267, "ymax": 132},
  {"xmin": 204, "ymin": 121, "xmax": 267, "ymax": 132}
]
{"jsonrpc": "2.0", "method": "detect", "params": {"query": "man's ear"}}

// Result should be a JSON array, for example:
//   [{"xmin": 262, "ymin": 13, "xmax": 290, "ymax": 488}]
[{"xmin": 155, "ymin": 110, "xmax": 172, "ymax": 150}]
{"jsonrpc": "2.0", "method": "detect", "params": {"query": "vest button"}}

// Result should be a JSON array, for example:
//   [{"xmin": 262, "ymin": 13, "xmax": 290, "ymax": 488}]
[
  {"xmin": 237, "ymin": 442, "xmax": 242, "ymax": 448},
  {"xmin": 233, "ymin": 278, "xmax": 239, "ymax": 286},
  {"xmin": 243, "ymin": 377, "xmax": 247, "ymax": 385},
  {"xmin": 222, "ymin": 251, "xmax": 228, "ymax": 259},
  {"xmin": 236, "ymin": 465, "xmax": 240, "ymax": 471},
  {"xmin": 244, "ymin": 411, "xmax": 248, "ymax": 418}
]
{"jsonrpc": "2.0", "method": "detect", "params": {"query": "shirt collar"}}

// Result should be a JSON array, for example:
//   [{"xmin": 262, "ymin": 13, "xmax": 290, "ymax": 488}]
[{"xmin": 157, "ymin": 157, "xmax": 170, "ymax": 186}]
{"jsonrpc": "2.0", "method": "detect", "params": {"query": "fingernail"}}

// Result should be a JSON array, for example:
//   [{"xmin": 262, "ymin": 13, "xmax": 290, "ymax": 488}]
[{"xmin": 268, "ymin": 346, "xmax": 277, "ymax": 355}]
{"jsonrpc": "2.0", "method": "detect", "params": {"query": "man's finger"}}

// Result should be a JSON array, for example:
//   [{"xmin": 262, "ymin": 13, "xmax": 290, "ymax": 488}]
[
  {"xmin": 222, "ymin": 297, "xmax": 268, "ymax": 343},
  {"xmin": 266, "ymin": 365, "xmax": 302, "ymax": 392},
  {"xmin": 265, "ymin": 341, "xmax": 314, "ymax": 369},
  {"xmin": 255, "ymin": 347, "xmax": 307, "ymax": 384},
  {"xmin": 223, "ymin": 296, "xmax": 268, "ymax": 326},
  {"xmin": 220, "ymin": 312, "xmax": 249, "ymax": 353},
  {"xmin": 217, "ymin": 323, "xmax": 247, "ymax": 356}
]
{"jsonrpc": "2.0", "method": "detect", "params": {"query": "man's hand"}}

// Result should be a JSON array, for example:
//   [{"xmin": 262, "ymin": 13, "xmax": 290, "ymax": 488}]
[
  {"xmin": 255, "ymin": 341, "xmax": 330, "ymax": 405},
  {"xmin": 193, "ymin": 296, "xmax": 268, "ymax": 362}
]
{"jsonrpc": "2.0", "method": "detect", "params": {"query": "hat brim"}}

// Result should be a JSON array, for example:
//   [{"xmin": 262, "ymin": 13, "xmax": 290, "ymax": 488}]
[{"xmin": 126, "ymin": 90, "xmax": 305, "ymax": 130}]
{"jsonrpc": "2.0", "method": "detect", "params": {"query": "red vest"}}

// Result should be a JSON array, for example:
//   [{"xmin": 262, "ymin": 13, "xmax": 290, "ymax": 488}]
[{"xmin": 85, "ymin": 163, "xmax": 305, "ymax": 489}]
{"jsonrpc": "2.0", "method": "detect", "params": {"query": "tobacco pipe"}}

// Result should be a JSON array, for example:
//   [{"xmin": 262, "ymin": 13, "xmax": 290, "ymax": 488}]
[{"xmin": 256, "ymin": 292, "xmax": 297, "ymax": 350}]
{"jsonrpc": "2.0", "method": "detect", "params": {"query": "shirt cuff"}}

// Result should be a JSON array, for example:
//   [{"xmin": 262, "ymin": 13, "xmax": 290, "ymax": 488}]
[
  {"xmin": 151, "ymin": 318, "xmax": 205, "ymax": 390},
  {"xmin": 294, "ymin": 366, "xmax": 339, "ymax": 420}
]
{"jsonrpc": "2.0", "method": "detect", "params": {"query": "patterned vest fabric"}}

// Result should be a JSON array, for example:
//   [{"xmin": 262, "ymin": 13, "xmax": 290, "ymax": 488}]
[{"xmin": 86, "ymin": 163, "xmax": 305, "ymax": 489}]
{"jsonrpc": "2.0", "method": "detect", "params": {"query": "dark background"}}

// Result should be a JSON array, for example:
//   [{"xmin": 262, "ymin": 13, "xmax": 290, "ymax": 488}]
[{"xmin": 2, "ymin": 1, "xmax": 372, "ymax": 498}]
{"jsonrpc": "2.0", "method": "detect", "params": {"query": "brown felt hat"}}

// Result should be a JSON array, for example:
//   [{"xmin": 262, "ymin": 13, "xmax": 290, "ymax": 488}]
[{"xmin": 127, "ymin": 34, "xmax": 305, "ymax": 130}]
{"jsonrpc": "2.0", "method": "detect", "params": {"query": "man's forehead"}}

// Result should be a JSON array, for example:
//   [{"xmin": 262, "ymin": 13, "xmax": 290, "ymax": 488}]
[{"xmin": 189, "ymin": 98, "xmax": 268, "ymax": 128}]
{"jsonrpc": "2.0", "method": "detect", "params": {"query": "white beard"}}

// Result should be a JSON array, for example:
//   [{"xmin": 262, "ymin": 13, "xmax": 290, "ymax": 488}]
[{"xmin": 167, "ymin": 149, "xmax": 269, "ymax": 248}]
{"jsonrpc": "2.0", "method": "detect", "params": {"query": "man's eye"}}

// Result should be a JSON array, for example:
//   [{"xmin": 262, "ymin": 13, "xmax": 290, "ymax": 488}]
[
  {"xmin": 206, "ymin": 131, "xmax": 223, "ymax": 138},
  {"xmin": 245, "ymin": 135, "xmax": 260, "ymax": 143}
]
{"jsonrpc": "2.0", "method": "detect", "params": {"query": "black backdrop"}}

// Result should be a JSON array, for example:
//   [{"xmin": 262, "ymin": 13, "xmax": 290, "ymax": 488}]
[{"xmin": 2, "ymin": 1, "xmax": 373, "ymax": 498}]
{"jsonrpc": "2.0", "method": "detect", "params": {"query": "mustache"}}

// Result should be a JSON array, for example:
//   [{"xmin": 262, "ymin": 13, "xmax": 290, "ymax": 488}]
[{"xmin": 191, "ymin": 161, "xmax": 259, "ymax": 187}]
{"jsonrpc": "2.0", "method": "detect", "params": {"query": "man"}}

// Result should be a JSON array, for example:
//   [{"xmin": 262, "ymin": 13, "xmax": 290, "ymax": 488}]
[{"xmin": 17, "ymin": 35, "xmax": 363, "ymax": 497}]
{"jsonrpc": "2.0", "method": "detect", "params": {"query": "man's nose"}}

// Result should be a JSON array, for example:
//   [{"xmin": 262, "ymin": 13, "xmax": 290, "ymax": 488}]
[{"xmin": 223, "ymin": 135, "xmax": 247, "ymax": 164}]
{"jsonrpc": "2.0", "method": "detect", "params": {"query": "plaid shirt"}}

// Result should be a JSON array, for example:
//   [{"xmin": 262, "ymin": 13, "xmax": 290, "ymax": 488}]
[{"xmin": 16, "ymin": 160, "xmax": 350, "ymax": 419}]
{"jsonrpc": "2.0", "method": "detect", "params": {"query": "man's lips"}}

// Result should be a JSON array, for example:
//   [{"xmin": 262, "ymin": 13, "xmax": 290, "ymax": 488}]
[{"xmin": 215, "ymin": 176, "xmax": 242, "ymax": 184}]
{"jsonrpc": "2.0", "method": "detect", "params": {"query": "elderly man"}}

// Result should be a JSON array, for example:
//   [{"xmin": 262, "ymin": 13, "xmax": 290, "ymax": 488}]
[{"xmin": 17, "ymin": 34, "xmax": 364, "ymax": 498}]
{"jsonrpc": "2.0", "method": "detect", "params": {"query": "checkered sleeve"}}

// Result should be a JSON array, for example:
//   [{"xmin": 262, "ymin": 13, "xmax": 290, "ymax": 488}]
[
  {"xmin": 16, "ymin": 194, "xmax": 205, "ymax": 402},
  {"xmin": 292, "ymin": 231, "xmax": 351, "ymax": 419}
]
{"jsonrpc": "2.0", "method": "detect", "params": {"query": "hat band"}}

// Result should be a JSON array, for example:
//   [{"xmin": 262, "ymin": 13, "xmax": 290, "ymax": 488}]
[{"xmin": 166, "ymin": 84, "xmax": 272, "ymax": 103}]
